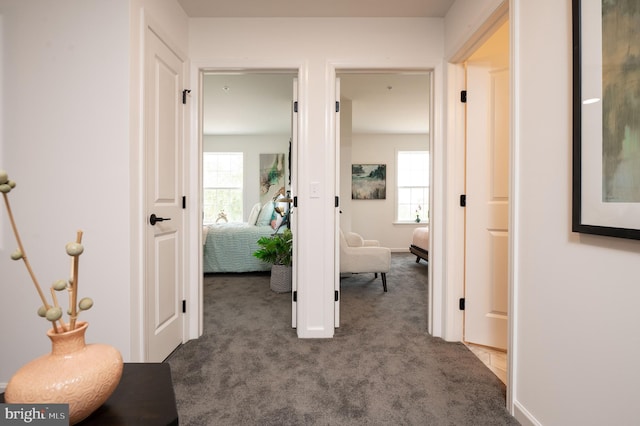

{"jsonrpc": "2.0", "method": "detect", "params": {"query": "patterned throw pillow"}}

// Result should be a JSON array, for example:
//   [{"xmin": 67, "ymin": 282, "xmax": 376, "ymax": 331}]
[{"xmin": 256, "ymin": 201, "xmax": 274, "ymax": 226}]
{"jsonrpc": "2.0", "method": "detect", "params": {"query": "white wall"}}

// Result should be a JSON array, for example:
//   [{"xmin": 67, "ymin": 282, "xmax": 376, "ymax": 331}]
[
  {"xmin": 189, "ymin": 17, "xmax": 445, "ymax": 337},
  {"xmin": 203, "ymin": 134, "xmax": 290, "ymax": 221},
  {"xmin": 444, "ymin": 0, "xmax": 507, "ymax": 60},
  {"xmin": 0, "ymin": 0, "xmax": 131, "ymax": 386},
  {"xmin": 347, "ymin": 133, "xmax": 428, "ymax": 250},
  {"xmin": 0, "ymin": 0, "xmax": 188, "ymax": 387},
  {"xmin": 512, "ymin": 1, "xmax": 640, "ymax": 424}
]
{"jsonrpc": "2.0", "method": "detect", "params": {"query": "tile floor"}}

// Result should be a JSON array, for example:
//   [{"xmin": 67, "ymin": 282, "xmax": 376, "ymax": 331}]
[{"xmin": 464, "ymin": 343, "xmax": 507, "ymax": 384}]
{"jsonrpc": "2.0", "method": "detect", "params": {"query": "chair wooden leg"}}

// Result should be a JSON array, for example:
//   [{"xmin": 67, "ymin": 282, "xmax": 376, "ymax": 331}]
[
  {"xmin": 374, "ymin": 272, "xmax": 378, "ymax": 278},
  {"xmin": 381, "ymin": 273, "xmax": 387, "ymax": 292}
]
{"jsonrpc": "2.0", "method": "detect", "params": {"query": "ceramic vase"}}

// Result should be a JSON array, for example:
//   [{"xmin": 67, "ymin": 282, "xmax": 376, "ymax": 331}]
[{"xmin": 4, "ymin": 322, "xmax": 123, "ymax": 425}]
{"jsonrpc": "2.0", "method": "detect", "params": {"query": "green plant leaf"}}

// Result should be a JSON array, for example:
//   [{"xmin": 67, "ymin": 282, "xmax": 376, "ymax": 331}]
[{"xmin": 253, "ymin": 228, "xmax": 292, "ymax": 266}]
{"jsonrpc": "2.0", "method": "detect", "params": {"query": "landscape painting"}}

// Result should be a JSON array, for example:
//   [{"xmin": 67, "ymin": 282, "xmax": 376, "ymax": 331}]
[
  {"xmin": 352, "ymin": 164, "xmax": 386, "ymax": 200},
  {"xmin": 602, "ymin": 1, "xmax": 640, "ymax": 202}
]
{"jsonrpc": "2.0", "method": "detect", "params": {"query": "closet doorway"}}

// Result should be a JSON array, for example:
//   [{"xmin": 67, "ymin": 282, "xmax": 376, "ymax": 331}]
[
  {"xmin": 461, "ymin": 18, "xmax": 510, "ymax": 384},
  {"xmin": 200, "ymin": 71, "xmax": 298, "ymax": 323}
]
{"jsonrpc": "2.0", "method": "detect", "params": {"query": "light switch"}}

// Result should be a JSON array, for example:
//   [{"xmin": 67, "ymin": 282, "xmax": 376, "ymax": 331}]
[{"xmin": 310, "ymin": 182, "xmax": 320, "ymax": 198}]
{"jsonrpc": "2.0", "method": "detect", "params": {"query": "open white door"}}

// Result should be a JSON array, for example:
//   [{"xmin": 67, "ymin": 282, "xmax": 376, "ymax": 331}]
[
  {"xmin": 464, "ymin": 58, "xmax": 509, "ymax": 350},
  {"xmin": 334, "ymin": 77, "xmax": 341, "ymax": 327},
  {"xmin": 144, "ymin": 27, "xmax": 185, "ymax": 361},
  {"xmin": 291, "ymin": 77, "xmax": 299, "ymax": 328}
]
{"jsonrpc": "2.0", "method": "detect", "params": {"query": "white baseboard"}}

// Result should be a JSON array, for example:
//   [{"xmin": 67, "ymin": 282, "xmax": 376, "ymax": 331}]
[{"xmin": 513, "ymin": 400, "xmax": 542, "ymax": 426}]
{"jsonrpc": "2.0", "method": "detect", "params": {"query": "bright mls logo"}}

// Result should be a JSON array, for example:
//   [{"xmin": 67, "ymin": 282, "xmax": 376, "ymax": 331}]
[{"xmin": 0, "ymin": 404, "xmax": 68, "ymax": 425}]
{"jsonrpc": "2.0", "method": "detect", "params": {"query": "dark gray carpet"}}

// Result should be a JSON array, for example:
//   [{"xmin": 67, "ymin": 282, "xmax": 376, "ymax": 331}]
[{"xmin": 167, "ymin": 253, "xmax": 518, "ymax": 425}]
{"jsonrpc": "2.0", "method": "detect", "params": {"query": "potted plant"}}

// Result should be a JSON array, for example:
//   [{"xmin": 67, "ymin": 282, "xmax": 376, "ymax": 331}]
[{"xmin": 253, "ymin": 228, "xmax": 292, "ymax": 293}]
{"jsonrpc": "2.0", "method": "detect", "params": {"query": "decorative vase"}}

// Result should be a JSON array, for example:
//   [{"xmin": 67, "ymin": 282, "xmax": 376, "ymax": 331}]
[
  {"xmin": 4, "ymin": 322, "xmax": 123, "ymax": 425},
  {"xmin": 416, "ymin": 215, "xmax": 421, "ymax": 223}
]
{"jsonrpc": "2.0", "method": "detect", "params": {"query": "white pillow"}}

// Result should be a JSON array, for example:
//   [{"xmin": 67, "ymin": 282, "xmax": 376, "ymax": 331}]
[
  {"xmin": 247, "ymin": 202, "xmax": 262, "ymax": 225},
  {"xmin": 256, "ymin": 201, "xmax": 274, "ymax": 226}
]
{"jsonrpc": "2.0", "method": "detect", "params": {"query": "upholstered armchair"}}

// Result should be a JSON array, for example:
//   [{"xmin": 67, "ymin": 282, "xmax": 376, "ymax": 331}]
[{"xmin": 339, "ymin": 229, "xmax": 391, "ymax": 292}]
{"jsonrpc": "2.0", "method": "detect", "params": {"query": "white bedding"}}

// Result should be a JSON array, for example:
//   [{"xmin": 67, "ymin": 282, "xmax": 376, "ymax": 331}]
[{"xmin": 411, "ymin": 226, "xmax": 429, "ymax": 251}]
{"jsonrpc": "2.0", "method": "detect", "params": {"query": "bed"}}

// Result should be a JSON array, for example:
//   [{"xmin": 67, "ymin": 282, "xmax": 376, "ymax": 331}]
[
  {"xmin": 203, "ymin": 201, "xmax": 286, "ymax": 273},
  {"xmin": 409, "ymin": 226, "xmax": 429, "ymax": 265}
]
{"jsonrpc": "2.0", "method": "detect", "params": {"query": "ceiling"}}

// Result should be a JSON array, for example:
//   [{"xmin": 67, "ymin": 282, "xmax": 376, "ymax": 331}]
[
  {"xmin": 177, "ymin": 0, "xmax": 454, "ymax": 18},
  {"xmin": 203, "ymin": 72, "xmax": 431, "ymax": 135},
  {"xmin": 340, "ymin": 73, "xmax": 431, "ymax": 134},
  {"xmin": 203, "ymin": 73, "xmax": 295, "ymax": 135}
]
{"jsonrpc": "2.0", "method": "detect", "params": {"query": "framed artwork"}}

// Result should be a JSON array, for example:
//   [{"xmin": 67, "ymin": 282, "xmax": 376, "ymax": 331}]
[
  {"xmin": 352, "ymin": 164, "xmax": 386, "ymax": 200},
  {"xmin": 260, "ymin": 153, "xmax": 286, "ymax": 205},
  {"xmin": 572, "ymin": 0, "xmax": 640, "ymax": 239}
]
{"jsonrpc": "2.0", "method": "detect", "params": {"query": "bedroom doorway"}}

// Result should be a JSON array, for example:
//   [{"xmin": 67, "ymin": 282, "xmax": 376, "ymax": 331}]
[
  {"xmin": 199, "ymin": 71, "xmax": 298, "ymax": 324},
  {"xmin": 335, "ymin": 71, "xmax": 432, "ymax": 326}
]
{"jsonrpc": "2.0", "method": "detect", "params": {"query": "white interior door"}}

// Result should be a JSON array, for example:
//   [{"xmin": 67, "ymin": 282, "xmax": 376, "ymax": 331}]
[
  {"xmin": 334, "ymin": 77, "xmax": 341, "ymax": 327},
  {"xmin": 464, "ymin": 61, "xmax": 509, "ymax": 350},
  {"xmin": 291, "ymin": 77, "xmax": 299, "ymax": 328},
  {"xmin": 144, "ymin": 27, "xmax": 185, "ymax": 361}
]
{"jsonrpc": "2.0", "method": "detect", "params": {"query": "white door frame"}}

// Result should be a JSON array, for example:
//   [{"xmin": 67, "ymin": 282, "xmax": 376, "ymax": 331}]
[
  {"xmin": 185, "ymin": 63, "xmax": 305, "ymax": 339},
  {"xmin": 444, "ymin": 1, "xmax": 516, "ymax": 413},
  {"xmin": 329, "ymin": 61, "xmax": 445, "ymax": 337}
]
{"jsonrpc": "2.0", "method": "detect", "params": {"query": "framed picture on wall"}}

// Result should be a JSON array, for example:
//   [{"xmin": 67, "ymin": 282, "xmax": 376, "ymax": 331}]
[
  {"xmin": 260, "ymin": 153, "xmax": 286, "ymax": 205},
  {"xmin": 352, "ymin": 164, "xmax": 386, "ymax": 200},
  {"xmin": 572, "ymin": 0, "xmax": 640, "ymax": 240}
]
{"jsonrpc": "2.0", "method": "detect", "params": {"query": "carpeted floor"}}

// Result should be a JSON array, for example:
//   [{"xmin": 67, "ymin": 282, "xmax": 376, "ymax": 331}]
[{"xmin": 167, "ymin": 253, "xmax": 519, "ymax": 425}]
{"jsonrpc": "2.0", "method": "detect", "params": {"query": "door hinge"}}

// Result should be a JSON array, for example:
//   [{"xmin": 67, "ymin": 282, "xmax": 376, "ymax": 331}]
[
  {"xmin": 460, "ymin": 194, "xmax": 466, "ymax": 207},
  {"xmin": 293, "ymin": 196, "xmax": 298, "ymax": 208},
  {"xmin": 335, "ymin": 196, "xmax": 339, "ymax": 208},
  {"xmin": 182, "ymin": 89, "xmax": 191, "ymax": 105},
  {"xmin": 459, "ymin": 298, "xmax": 465, "ymax": 311},
  {"xmin": 335, "ymin": 290, "xmax": 339, "ymax": 302},
  {"xmin": 336, "ymin": 101, "xmax": 340, "ymax": 112},
  {"xmin": 182, "ymin": 300, "xmax": 187, "ymax": 313},
  {"xmin": 460, "ymin": 90, "xmax": 467, "ymax": 103},
  {"xmin": 293, "ymin": 101, "xmax": 298, "ymax": 113},
  {"xmin": 293, "ymin": 291, "xmax": 297, "ymax": 302},
  {"xmin": 182, "ymin": 196, "xmax": 186, "ymax": 209}
]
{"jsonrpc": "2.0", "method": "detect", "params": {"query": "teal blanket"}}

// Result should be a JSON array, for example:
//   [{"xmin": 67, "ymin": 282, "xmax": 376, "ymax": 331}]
[{"xmin": 203, "ymin": 223, "xmax": 277, "ymax": 273}]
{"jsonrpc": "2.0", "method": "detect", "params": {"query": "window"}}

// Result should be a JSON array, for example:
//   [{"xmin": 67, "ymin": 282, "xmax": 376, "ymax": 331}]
[
  {"xmin": 397, "ymin": 151, "xmax": 429, "ymax": 222},
  {"xmin": 203, "ymin": 152, "xmax": 243, "ymax": 223}
]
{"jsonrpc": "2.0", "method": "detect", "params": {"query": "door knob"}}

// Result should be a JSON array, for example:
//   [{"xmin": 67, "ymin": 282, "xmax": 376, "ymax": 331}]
[{"xmin": 149, "ymin": 214, "xmax": 171, "ymax": 226}]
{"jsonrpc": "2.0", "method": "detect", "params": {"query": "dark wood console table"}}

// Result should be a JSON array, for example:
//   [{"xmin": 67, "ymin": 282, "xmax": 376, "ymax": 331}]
[{"xmin": 1, "ymin": 363, "xmax": 179, "ymax": 425}]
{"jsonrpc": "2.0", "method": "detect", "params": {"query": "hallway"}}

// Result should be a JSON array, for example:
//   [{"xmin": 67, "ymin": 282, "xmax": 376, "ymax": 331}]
[{"xmin": 167, "ymin": 253, "xmax": 516, "ymax": 425}]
